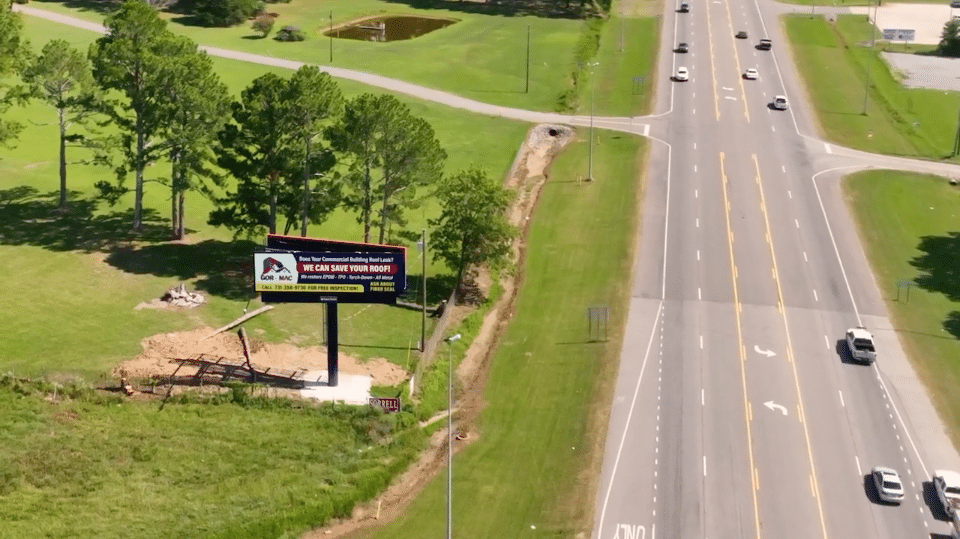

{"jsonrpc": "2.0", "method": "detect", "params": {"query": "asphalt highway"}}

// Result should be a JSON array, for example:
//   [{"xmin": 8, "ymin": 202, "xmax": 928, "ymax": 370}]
[{"xmin": 592, "ymin": 1, "xmax": 960, "ymax": 539}]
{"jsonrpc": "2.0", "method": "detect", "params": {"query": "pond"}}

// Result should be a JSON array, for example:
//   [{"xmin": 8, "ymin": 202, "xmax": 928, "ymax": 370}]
[{"xmin": 325, "ymin": 16, "xmax": 457, "ymax": 42}]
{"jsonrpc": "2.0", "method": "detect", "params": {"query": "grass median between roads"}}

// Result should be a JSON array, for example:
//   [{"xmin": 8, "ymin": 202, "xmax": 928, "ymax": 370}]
[
  {"xmin": 2, "ymin": 17, "xmax": 529, "ymax": 378},
  {"xmin": 844, "ymin": 170, "xmax": 960, "ymax": 448},
  {"xmin": 784, "ymin": 14, "xmax": 960, "ymax": 160},
  {"xmin": 354, "ymin": 130, "xmax": 646, "ymax": 538}
]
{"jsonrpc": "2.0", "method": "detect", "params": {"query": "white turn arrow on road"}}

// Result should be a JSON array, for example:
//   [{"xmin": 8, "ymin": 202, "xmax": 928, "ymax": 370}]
[
  {"xmin": 764, "ymin": 401, "xmax": 788, "ymax": 415},
  {"xmin": 754, "ymin": 345, "xmax": 776, "ymax": 357}
]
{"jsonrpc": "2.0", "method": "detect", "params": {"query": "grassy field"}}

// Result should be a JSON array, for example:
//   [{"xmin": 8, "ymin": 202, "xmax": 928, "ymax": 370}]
[
  {"xmin": 0, "ymin": 377, "xmax": 424, "ymax": 539},
  {"xmin": 352, "ymin": 129, "xmax": 646, "ymax": 538},
  {"xmin": 587, "ymin": 14, "xmax": 660, "ymax": 117},
  {"xmin": 784, "ymin": 14, "xmax": 960, "ymax": 160},
  {"xmin": 843, "ymin": 170, "xmax": 960, "ymax": 450},
  {"xmin": 0, "ymin": 16, "xmax": 530, "ymax": 378},
  {"xmin": 23, "ymin": 0, "xmax": 587, "ymax": 112}
]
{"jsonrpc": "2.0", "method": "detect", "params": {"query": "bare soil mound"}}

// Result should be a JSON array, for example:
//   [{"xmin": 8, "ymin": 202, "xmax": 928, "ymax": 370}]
[{"xmin": 114, "ymin": 327, "xmax": 407, "ymax": 387}]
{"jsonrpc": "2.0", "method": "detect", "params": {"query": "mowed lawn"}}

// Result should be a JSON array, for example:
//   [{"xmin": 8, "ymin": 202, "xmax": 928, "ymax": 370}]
[
  {"xmin": 0, "ymin": 17, "xmax": 530, "ymax": 377},
  {"xmin": 355, "ymin": 132, "xmax": 646, "ymax": 538},
  {"xmin": 22, "ymin": 0, "xmax": 584, "ymax": 112},
  {"xmin": 784, "ymin": 15, "xmax": 960, "ymax": 160},
  {"xmin": 844, "ymin": 170, "xmax": 960, "ymax": 447}
]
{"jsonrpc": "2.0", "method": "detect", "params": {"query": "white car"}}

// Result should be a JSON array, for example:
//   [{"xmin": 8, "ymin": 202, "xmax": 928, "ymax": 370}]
[
  {"xmin": 845, "ymin": 326, "xmax": 876, "ymax": 363},
  {"xmin": 934, "ymin": 470, "xmax": 960, "ymax": 516},
  {"xmin": 871, "ymin": 466, "xmax": 904, "ymax": 504},
  {"xmin": 744, "ymin": 68, "xmax": 758, "ymax": 80},
  {"xmin": 675, "ymin": 67, "xmax": 689, "ymax": 82},
  {"xmin": 772, "ymin": 95, "xmax": 788, "ymax": 110}
]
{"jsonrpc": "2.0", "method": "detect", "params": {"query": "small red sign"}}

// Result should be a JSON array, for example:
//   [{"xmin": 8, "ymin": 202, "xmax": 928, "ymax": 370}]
[{"xmin": 369, "ymin": 397, "xmax": 401, "ymax": 413}]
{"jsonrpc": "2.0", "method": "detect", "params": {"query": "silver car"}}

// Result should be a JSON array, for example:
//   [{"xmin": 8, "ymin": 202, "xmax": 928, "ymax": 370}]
[{"xmin": 872, "ymin": 466, "xmax": 904, "ymax": 504}]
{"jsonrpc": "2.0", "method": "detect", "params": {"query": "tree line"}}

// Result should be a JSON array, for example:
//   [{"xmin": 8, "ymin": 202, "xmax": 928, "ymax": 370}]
[{"xmin": 0, "ymin": 1, "xmax": 515, "ymax": 295}]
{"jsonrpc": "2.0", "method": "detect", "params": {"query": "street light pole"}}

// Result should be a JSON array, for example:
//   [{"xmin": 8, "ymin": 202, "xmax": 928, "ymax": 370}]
[{"xmin": 445, "ymin": 333, "xmax": 461, "ymax": 539}]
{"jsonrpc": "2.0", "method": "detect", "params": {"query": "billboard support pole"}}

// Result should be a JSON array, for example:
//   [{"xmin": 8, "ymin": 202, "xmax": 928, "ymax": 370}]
[
  {"xmin": 421, "ymin": 228, "xmax": 427, "ymax": 352},
  {"xmin": 327, "ymin": 301, "xmax": 339, "ymax": 386}
]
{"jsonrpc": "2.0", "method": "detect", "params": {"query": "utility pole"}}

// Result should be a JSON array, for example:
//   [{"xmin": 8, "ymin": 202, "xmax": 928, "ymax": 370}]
[
  {"xmin": 420, "ymin": 228, "xmax": 427, "ymax": 351},
  {"xmin": 587, "ymin": 62, "xmax": 599, "ymax": 182},
  {"xmin": 445, "ymin": 333, "xmax": 461, "ymax": 539},
  {"xmin": 525, "ymin": 25, "xmax": 531, "ymax": 94},
  {"xmin": 329, "ymin": 11, "xmax": 333, "ymax": 63}
]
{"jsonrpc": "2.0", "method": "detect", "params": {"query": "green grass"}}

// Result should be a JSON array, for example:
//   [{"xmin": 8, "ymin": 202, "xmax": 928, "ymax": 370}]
[
  {"xmin": 843, "ymin": 170, "xmax": 960, "ymax": 449},
  {"xmin": 354, "ymin": 130, "xmax": 646, "ymax": 538},
  {"xmin": 784, "ymin": 14, "xmax": 960, "ymax": 160},
  {"xmin": 588, "ymin": 14, "xmax": 660, "ymax": 116},
  {"xmin": 0, "ymin": 17, "xmax": 530, "ymax": 377},
  {"xmin": 22, "ymin": 0, "xmax": 586, "ymax": 112},
  {"xmin": 0, "ymin": 378, "xmax": 425, "ymax": 538}
]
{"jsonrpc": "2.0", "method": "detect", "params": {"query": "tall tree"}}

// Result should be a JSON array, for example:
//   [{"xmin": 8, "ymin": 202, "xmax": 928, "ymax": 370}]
[
  {"xmin": 150, "ymin": 35, "xmax": 229, "ymax": 239},
  {"xmin": 429, "ymin": 166, "xmax": 514, "ymax": 300},
  {"xmin": 375, "ymin": 106, "xmax": 446, "ymax": 244},
  {"xmin": 22, "ymin": 40, "xmax": 98, "ymax": 210},
  {"xmin": 211, "ymin": 72, "xmax": 299, "ymax": 237},
  {"xmin": 0, "ymin": 2, "xmax": 30, "ymax": 149},
  {"xmin": 284, "ymin": 66, "xmax": 343, "ymax": 237},
  {"xmin": 89, "ymin": 0, "xmax": 175, "ymax": 231},
  {"xmin": 327, "ymin": 93, "xmax": 396, "ymax": 244}
]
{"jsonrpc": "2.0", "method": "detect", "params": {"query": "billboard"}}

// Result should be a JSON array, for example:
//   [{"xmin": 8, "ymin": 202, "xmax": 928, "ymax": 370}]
[
  {"xmin": 882, "ymin": 28, "xmax": 915, "ymax": 41},
  {"xmin": 258, "ymin": 235, "xmax": 406, "ymax": 304}
]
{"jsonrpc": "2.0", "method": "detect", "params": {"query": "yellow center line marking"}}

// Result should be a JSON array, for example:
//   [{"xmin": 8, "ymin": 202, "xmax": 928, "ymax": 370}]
[
  {"xmin": 722, "ymin": 0, "xmax": 750, "ymax": 122},
  {"xmin": 752, "ymin": 153, "xmax": 829, "ymax": 539},
  {"xmin": 720, "ymin": 152, "xmax": 762, "ymax": 539},
  {"xmin": 705, "ymin": 0, "xmax": 721, "ymax": 120}
]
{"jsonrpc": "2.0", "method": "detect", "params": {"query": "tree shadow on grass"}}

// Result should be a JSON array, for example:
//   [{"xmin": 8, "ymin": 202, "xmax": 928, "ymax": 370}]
[
  {"xmin": 0, "ymin": 186, "xmax": 169, "ymax": 252},
  {"xmin": 105, "ymin": 239, "xmax": 259, "ymax": 301},
  {"xmin": 375, "ymin": 0, "xmax": 592, "ymax": 19},
  {"xmin": 30, "ymin": 0, "xmax": 122, "ymax": 17},
  {"xmin": 910, "ymin": 232, "xmax": 960, "ymax": 339}
]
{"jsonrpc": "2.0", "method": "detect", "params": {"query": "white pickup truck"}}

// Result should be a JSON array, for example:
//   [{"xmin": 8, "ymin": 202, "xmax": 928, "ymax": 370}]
[
  {"xmin": 935, "ymin": 470, "xmax": 960, "ymax": 518},
  {"xmin": 845, "ymin": 326, "xmax": 877, "ymax": 363}
]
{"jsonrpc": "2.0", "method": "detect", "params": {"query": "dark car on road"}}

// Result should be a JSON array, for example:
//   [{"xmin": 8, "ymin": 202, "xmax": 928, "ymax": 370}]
[
  {"xmin": 757, "ymin": 38, "xmax": 772, "ymax": 50},
  {"xmin": 736, "ymin": 31, "xmax": 748, "ymax": 39},
  {"xmin": 676, "ymin": 42, "xmax": 689, "ymax": 53}
]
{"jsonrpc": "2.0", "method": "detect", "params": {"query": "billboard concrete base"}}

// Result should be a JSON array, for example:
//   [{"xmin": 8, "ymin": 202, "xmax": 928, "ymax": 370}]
[{"xmin": 299, "ymin": 371, "xmax": 371, "ymax": 405}]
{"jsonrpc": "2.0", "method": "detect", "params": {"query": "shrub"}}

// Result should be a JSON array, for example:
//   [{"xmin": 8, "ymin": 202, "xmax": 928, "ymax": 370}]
[
  {"xmin": 190, "ymin": 0, "xmax": 264, "ymax": 27},
  {"xmin": 251, "ymin": 14, "xmax": 275, "ymax": 38},
  {"xmin": 275, "ymin": 25, "xmax": 306, "ymax": 42},
  {"xmin": 13, "ymin": 0, "xmax": 29, "ymax": 5}
]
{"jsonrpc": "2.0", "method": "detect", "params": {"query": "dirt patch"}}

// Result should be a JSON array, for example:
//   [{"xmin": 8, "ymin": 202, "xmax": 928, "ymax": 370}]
[
  {"xmin": 302, "ymin": 124, "xmax": 573, "ymax": 538},
  {"xmin": 114, "ymin": 327, "xmax": 406, "ymax": 388}
]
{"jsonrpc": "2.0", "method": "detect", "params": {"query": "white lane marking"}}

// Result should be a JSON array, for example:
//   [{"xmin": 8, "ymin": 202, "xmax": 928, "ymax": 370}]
[
  {"xmin": 813, "ymin": 289, "xmax": 818, "ymax": 302},
  {"xmin": 695, "ymin": 189, "xmax": 698, "ymax": 198},
  {"xmin": 595, "ymin": 302, "xmax": 664, "ymax": 537},
  {"xmin": 702, "ymin": 388, "xmax": 705, "ymax": 405},
  {"xmin": 696, "ymin": 218, "xmax": 699, "ymax": 227},
  {"xmin": 825, "ymin": 143, "xmax": 832, "ymax": 154},
  {"xmin": 795, "ymin": 219, "xmax": 800, "ymax": 228},
  {"xmin": 693, "ymin": 108, "xmax": 696, "ymax": 115},
  {"xmin": 811, "ymin": 166, "xmax": 932, "ymax": 478},
  {"xmin": 703, "ymin": 456, "xmax": 707, "ymax": 476},
  {"xmin": 754, "ymin": 345, "xmax": 776, "ymax": 358},
  {"xmin": 803, "ymin": 251, "xmax": 808, "ymax": 262},
  {"xmin": 700, "ymin": 335, "xmax": 703, "ymax": 349},
  {"xmin": 771, "ymin": 125, "xmax": 776, "ymax": 132},
  {"xmin": 695, "ymin": 165, "xmax": 698, "ymax": 173},
  {"xmin": 764, "ymin": 401, "xmax": 788, "ymax": 415},
  {"xmin": 694, "ymin": 142, "xmax": 697, "ymax": 150},
  {"xmin": 723, "ymin": 86, "xmax": 735, "ymax": 91},
  {"xmin": 697, "ymin": 250, "xmax": 700, "ymax": 261},
  {"xmin": 825, "ymin": 335, "xmax": 830, "ymax": 349},
  {"xmin": 788, "ymin": 190, "xmax": 792, "ymax": 199},
  {"xmin": 724, "ymin": 96, "xmax": 737, "ymax": 101},
  {"xmin": 782, "ymin": 165, "xmax": 786, "ymax": 173},
  {"xmin": 855, "ymin": 455, "xmax": 862, "ymax": 476},
  {"xmin": 839, "ymin": 390, "xmax": 845, "ymax": 407},
  {"xmin": 698, "ymin": 287, "xmax": 702, "ymax": 300}
]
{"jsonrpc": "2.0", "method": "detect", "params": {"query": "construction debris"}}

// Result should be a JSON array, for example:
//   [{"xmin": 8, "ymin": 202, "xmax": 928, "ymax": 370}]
[
  {"xmin": 201, "ymin": 305, "xmax": 274, "ymax": 340},
  {"xmin": 160, "ymin": 283, "xmax": 206, "ymax": 308}
]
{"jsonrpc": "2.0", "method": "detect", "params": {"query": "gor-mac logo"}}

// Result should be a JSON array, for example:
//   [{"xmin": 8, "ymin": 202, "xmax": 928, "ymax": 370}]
[{"xmin": 257, "ymin": 253, "xmax": 297, "ymax": 282}]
